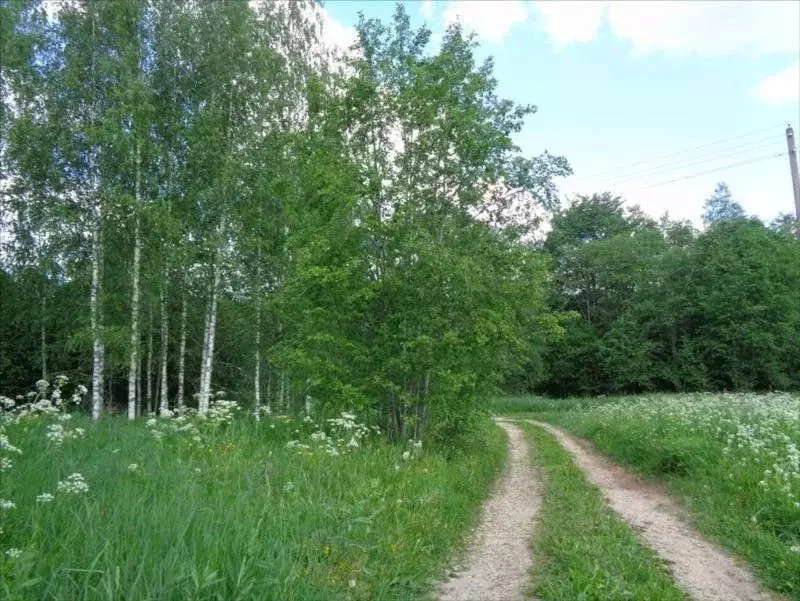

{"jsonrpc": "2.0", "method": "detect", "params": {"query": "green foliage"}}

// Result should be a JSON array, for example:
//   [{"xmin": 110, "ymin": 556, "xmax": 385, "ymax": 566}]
[
  {"xmin": 536, "ymin": 185, "xmax": 800, "ymax": 396},
  {"xmin": 0, "ymin": 413, "xmax": 506, "ymax": 600},
  {"xmin": 1, "ymin": 1, "xmax": 567, "ymax": 444},
  {"xmin": 702, "ymin": 182, "xmax": 745, "ymax": 226}
]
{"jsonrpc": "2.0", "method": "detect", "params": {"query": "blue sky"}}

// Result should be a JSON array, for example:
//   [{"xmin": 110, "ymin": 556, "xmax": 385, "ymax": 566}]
[{"xmin": 322, "ymin": 0, "xmax": 800, "ymax": 227}]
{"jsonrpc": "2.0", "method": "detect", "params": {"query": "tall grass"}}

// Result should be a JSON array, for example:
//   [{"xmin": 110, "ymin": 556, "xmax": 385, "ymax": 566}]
[{"xmin": 0, "ymin": 414, "xmax": 506, "ymax": 601}]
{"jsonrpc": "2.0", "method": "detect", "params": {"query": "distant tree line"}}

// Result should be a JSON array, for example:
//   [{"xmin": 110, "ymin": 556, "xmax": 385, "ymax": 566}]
[{"xmin": 508, "ymin": 185, "xmax": 800, "ymax": 397}]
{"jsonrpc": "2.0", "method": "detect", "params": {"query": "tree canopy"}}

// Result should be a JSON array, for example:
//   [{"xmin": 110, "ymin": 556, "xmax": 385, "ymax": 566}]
[{"xmin": 2, "ymin": 1, "xmax": 798, "ymax": 444}]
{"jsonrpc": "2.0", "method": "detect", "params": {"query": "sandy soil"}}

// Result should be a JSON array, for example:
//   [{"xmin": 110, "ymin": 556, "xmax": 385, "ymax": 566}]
[
  {"xmin": 438, "ymin": 420, "xmax": 542, "ymax": 601},
  {"xmin": 528, "ymin": 420, "xmax": 780, "ymax": 601}
]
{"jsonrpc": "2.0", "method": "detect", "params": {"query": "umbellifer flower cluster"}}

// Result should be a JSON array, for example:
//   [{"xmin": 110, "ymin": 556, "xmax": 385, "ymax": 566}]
[{"xmin": 56, "ymin": 473, "xmax": 89, "ymax": 495}]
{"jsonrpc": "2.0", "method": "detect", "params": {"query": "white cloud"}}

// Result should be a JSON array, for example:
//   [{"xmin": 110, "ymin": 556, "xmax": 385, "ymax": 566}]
[
  {"xmin": 319, "ymin": 7, "xmax": 359, "ymax": 52},
  {"xmin": 421, "ymin": 0, "xmax": 436, "ymax": 20},
  {"xmin": 533, "ymin": 1, "xmax": 800, "ymax": 57},
  {"xmin": 442, "ymin": 0, "xmax": 528, "ymax": 43},
  {"xmin": 532, "ymin": 2, "xmax": 607, "ymax": 48},
  {"xmin": 756, "ymin": 60, "xmax": 800, "ymax": 106}
]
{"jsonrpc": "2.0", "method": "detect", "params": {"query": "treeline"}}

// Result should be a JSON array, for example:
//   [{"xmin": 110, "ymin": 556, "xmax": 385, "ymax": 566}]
[
  {"xmin": 0, "ymin": 1, "xmax": 568, "ymax": 443},
  {"xmin": 512, "ymin": 186, "xmax": 800, "ymax": 397}
]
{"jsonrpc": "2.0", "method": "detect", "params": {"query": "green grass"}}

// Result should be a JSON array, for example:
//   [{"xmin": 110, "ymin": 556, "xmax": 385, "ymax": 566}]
[
  {"xmin": 0, "ymin": 414, "xmax": 506, "ymax": 601},
  {"xmin": 511, "ymin": 393, "xmax": 800, "ymax": 599},
  {"xmin": 521, "ymin": 422, "xmax": 687, "ymax": 601},
  {"xmin": 490, "ymin": 395, "xmax": 626, "ymax": 415}
]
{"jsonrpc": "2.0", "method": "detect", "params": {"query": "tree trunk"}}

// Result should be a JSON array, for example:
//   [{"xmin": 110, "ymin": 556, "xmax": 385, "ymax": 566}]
[
  {"xmin": 279, "ymin": 368, "xmax": 285, "ymax": 414},
  {"xmin": 176, "ymin": 292, "xmax": 187, "ymax": 409},
  {"xmin": 266, "ymin": 363, "xmax": 272, "ymax": 415},
  {"xmin": 158, "ymin": 268, "xmax": 169, "ymax": 415},
  {"xmin": 198, "ymin": 260, "xmax": 220, "ymax": 414},
  {"xmin": 40, "ymin": 290, "xmax": 47, "ymax": 382},
  {"xmin": 146, "ymin": 309, "xmax": 154, "ymax": 413},
  {"xmin": 90, "ymin": 202, "xmax": 104, "ymax": 420},
  {"xmin": 254, "ymin": 306, "xmax": 261, "ymax": 412},
  {"xmin": 198, "ymin": 283, "xmax": 211, "ymax": 410},
  {"xmin": 127, "ymin": 144, "xmax": 142, "ymax": 419},
  {"xmin": 136, "ymin": 349, "xmax": 142, "ymax": 416}
]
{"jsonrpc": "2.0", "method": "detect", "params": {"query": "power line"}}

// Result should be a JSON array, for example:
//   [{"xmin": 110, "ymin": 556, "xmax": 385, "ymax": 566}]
[
  {"xmin": 640, "ymin": 152, "xmax": 784, "ymax": 190},
  {"xmin": 600, "ymin": 139, "xmax": 785, "ymax": 185},
  {"xmin": 573, "ymin": 123, "xmax": 785, "ymax": 182}
]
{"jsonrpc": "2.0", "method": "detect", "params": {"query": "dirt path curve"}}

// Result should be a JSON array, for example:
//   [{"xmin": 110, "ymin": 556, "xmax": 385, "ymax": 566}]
[
  {"xmin": 526, "ymin": 420, "xmax": 779, "ymax": 601},
  {"xmin": 438, "ymin": 420, "xmax": 541, "ymax": 601}
]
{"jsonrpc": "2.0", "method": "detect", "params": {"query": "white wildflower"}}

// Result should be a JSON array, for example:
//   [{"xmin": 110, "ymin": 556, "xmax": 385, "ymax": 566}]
[
  {"xmin": 127, "ymin": 463, "xmax": 139, "ymax": 472},
  {"xmin": 0, "ymin": 499, "xmax": 16, "ymax": 510},
  {"xmin": 402, "ymin": 450, "xmax": 411, "ymax": 461},
  {"xmin": 54, "ymin": 374, "xmax": 68, "ymax": 387},
  {"xmin": 346, "ymin": 437, "xmax": 359, "ymax": 449},
  {"xmin": 348, "ymin": 578, "xmax": 356, "ymax": 588},
  {"xmin": 4, "ymin": 548, "xmax": 22, "ymax": 559},
  {"xmin": 0, "ymin": 395, "xmax": 15, "ymax": 409},
  {"xmin": 35, "ymin": 379, "xmax": 49, "ymax": 392},
  {"xmin": 0, "ymin": 434, "xmax": 22, "ymax": 455},
  {"xmin": 56, "ymin": 473, "xmax": 89, "ymax": 495},
  {"xmin": 790, "ymin": 545, "xmax": 800, "ymax": 553},
  {"xmin": 36, "ymin": 493, "xmax": 55, "ymax": 504},
  {"xmin": 283, "ymin": 481, "xmax": 295, "ymax": 492},
  {"xmin": 0, "ymin": 457, "xmax": 14, "ymax": 471}
]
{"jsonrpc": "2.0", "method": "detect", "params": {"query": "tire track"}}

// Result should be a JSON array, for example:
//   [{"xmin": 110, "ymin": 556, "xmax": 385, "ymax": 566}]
[
  {"xmin": 438, "ymin": 420, "xmax": 541, "ymax": 601},
  {"xmin": 526, "ymin": 420, "xmax": 780, "ymax": 601}
]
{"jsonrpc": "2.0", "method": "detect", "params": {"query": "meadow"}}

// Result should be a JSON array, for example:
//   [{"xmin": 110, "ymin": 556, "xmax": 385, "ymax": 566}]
[
  {"xmin": 502, "ymin": 392, "xmax": 800, "ymax": 596},
  {"xmin": 0, "ymin": 383, "xmax": 506, "ymax": 601}
]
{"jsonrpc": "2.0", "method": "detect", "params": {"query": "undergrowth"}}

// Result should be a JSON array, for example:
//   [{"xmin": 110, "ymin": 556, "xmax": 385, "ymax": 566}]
[{"xmin": 0, "ymin": 407, "xmax": 506, "ymax": 601}]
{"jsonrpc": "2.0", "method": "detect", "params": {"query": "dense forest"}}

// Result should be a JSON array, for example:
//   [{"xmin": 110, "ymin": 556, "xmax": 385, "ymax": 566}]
[{"xmin": 1, "ymin": 1, "xmax": 798, "ymax": 443}]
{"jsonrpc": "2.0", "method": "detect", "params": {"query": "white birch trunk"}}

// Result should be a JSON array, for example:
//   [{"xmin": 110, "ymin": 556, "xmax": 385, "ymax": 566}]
[
  {"xmin": 158, "ymin": 269, "xmax": 169, "ymax": 415},
  {"xmin": 266, "ymin": 364, "xmax": 272, "ymax": 415},
  {"xmin": 127, "ymin": 144, "xmax": 142, "ymax": 419},
  {"xmin": 146, "ymin": 310, "xmax": 153, "ymax": 413},
  {"xmin": 90, "ymin": 202, "xmax": 104, "ymax": 420},
  {"xmin": 198, "ymin": 282, "xmax": 211, "ymax": 409},
  {"xmin": 254, "ymin": 307, "xmax": 261, "ymax": 411},
  {"xmin": 135, "ymin": 350, "xmax": 142, "ymax": 416},
  {"xmin": 40, "ymin": 292, "xmax": 47, "ymax": 381},
  {"xmin": 176, "ymin": 292, "xmax": 187, "ymax": 409},
  {"xmin": 198, "ymin": 261, "xmax": 220, "ymax": 414}
]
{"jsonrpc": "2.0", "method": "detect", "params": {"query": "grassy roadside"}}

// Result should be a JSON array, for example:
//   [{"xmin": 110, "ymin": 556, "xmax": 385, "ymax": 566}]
[
  {"xmin": 520, "ymin": 422, "xmax": 688, "ymax": 601},
  {"xmin": 0, "ymin": 414, "xmax": 506, "ymax": 601}
]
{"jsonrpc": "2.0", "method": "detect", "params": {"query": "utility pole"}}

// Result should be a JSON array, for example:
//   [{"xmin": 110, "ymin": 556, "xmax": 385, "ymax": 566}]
[{"xmin": 786, "ymin": 124, "xmax": 800, "ymax": 238}]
